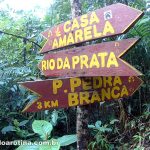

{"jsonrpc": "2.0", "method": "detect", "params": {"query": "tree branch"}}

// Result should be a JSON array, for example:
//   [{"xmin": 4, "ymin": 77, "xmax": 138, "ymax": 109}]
[{"xmin": 0, "ymin": 30, "xmax": 42, "ymax": 48}]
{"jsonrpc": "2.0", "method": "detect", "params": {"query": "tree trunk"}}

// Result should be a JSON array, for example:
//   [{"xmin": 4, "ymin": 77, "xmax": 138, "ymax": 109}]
[
  {"xmin": 76, "ymin": 105, "xmax": 89, "ymax": 150},
  {"xmin": 70, "ymin": 0, "xmax": 82, "ymax": 18},
  {"xmin": 69, "ymin": 0, "xmax": 90, "ymax": 149}
]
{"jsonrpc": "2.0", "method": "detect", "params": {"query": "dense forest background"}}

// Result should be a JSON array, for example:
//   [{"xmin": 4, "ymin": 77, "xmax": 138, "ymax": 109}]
[{"xmin": 0, "ymin": 0, "xmax": 150, "ymax": 149}]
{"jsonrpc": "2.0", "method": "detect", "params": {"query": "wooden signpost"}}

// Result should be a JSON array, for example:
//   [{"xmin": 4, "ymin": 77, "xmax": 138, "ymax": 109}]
[
  {"xmin": 40, "ymin": 3, "xmax": 143, "ymax": 53},
  {"xmin": 39, "ymin": 38, "xmax": 142, "ymax": 77},
  {"xmin": 21, "ymin": 76, "xmax": 143, "ymax": 112},
  {"xmin": 20, "ymin": 3, "xmax": 143, "ymax": 120}
]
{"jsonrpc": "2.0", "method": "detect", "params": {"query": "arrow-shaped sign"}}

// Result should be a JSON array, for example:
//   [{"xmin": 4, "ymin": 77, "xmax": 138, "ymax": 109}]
[
  {"xmin": 39, "ymin": 38, "xmax": 142, "ymax": 77},
  {"xmin": 40, "ymin": 3, "xmax": 143, "ymax": 53},
  {"xmin": 21, "ymin": 76, "xmax": 143, "ymax": 112}
]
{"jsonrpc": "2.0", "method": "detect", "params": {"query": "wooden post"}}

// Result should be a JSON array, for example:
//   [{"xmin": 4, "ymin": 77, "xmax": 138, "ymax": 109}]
[
  {"xmin": 69, "ymin": 0, "xmax": 90, "ymax": 149},
  {"xmin": 76, "ymin": 105, "xmax": 89, "ymax": 149}
]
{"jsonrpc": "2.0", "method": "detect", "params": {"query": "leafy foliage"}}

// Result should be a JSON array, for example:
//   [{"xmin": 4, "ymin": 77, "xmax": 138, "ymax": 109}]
[
  {"xmin": 17, "ymin": 120, "xmax": 76, "ymax": 150},
  {"xmin": 88, "ymin": 120, "xmax": 113, "ymax": 150},
  {"xmin": 57, "ymin": 135, "xmax": 77, "ymax": 146},
  {"xmin": 32, "ymin": 120, "xmax": 53, "ymax": 140}
]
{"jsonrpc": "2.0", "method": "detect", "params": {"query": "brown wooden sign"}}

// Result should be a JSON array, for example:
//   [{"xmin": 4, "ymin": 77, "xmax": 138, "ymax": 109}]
[
  {"xmin": 38, "ymin": 38, "xmax": 142, "ymax": 77},
  {"xmin": 21, "ymin": 76, "xmax": 143, "ymax": 112},
  {"xmin": 40, "ymin": 3, "xmax": 143, "ymax": 53}
]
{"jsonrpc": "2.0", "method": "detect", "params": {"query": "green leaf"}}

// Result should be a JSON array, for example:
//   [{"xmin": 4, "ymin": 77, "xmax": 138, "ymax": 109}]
[
  {"xmin": 39, "ymin": 139, "xmax": 60, "ymax": 150},
  {"xmin": 92, "ymin": 141, "xmax": 96, "ymax": 150},
  {"xmin": 14, "ymin": 119, "xmax": 20, "ymax": 127},
  {"xmin": 1, "ymin": 126, "xmax": 15, "ymax": 134},
  {"xmin": 19, "ymin": 120, "xmax": 29, "ymax": 126},
  {"xmin": 138, "ymin": 18, "xmax": 150, "ymax": 26},
  {"xmin": 16, "ymin": 145, "xmax": 39, "ymax": 150},
  {"xmin": 32, "ymin": 120, "xmax": 53, "ymax": 140},
  {"xmin": 110, "ymin": 119, "xmax": 119, "ymax": 125},
  {"xmin": 57, "ymin": 134, "xmax": 77, "ymax": 146},
  {"xmin": 88, "ymin": 125, "xmax": 95, "ymax": 129},
  {"xmin": 99, "ymin": 127, "xmax": 112, "ymax": 132},
  {"xmin": 95, "ymin": 121, "xmax": 102, "ymax": 128},
  {"xmin": 51, "ymin": 110, "xmax": 58, "ymax": 126},
  {"xmin": 0, "ymin": 81, "xmax": 5, "ymax": 85},
  {"xmin": 103, "ymin": 127, "xmax": 112, "ymax": 132}
]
